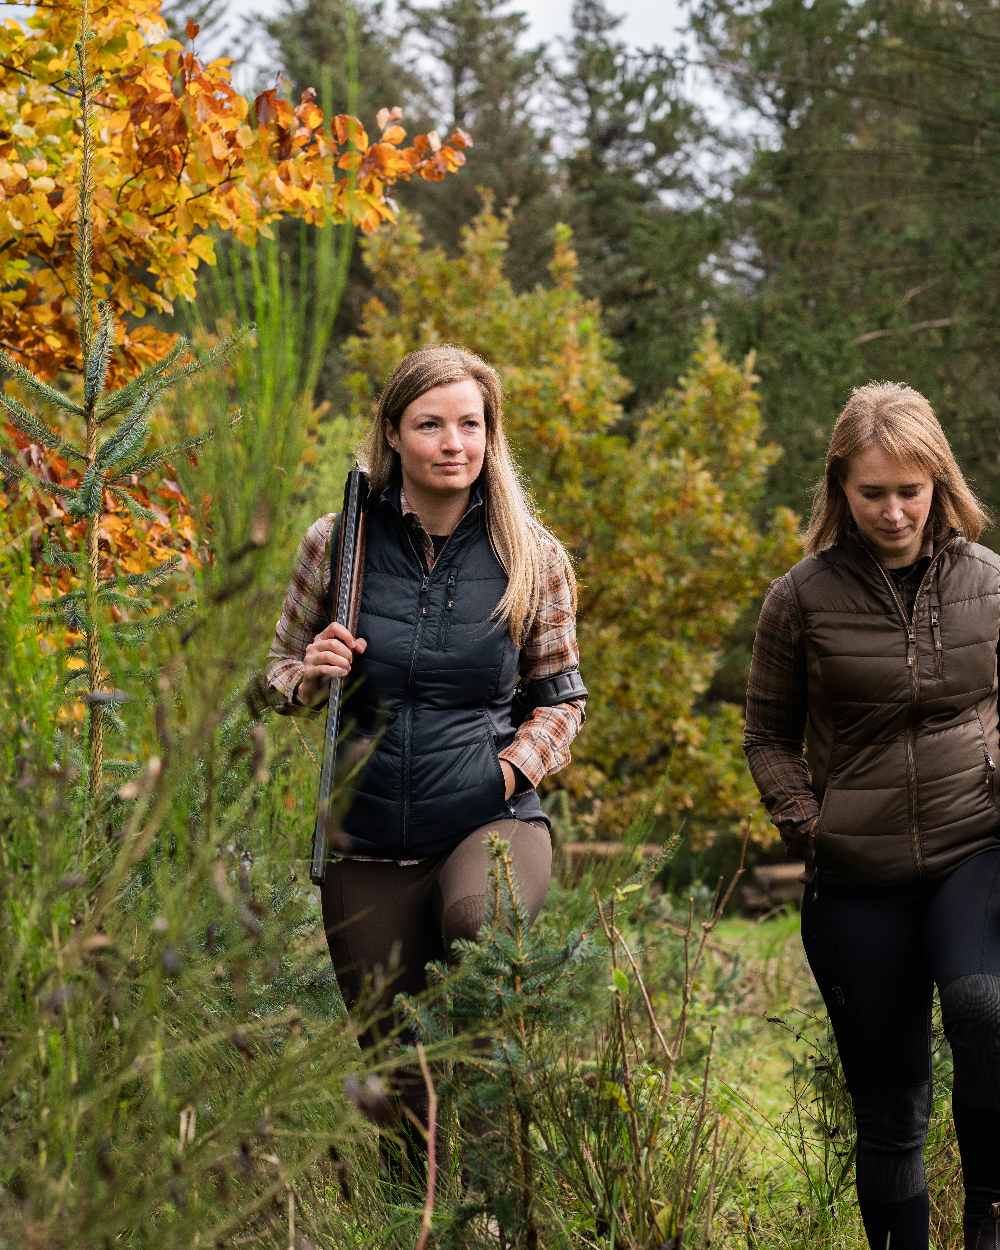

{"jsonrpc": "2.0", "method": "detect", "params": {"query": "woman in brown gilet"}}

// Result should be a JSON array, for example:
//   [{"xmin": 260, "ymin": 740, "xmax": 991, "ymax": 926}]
[{"xmin": 745, "ymin": 383, "xmax": 1000, "ymax": 1250}]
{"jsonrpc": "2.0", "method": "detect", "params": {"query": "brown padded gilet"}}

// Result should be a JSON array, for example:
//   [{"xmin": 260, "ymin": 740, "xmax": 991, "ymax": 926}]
[{"xmin": 786, "ymin": 533, "xmax": 1000, "ymax": 883}]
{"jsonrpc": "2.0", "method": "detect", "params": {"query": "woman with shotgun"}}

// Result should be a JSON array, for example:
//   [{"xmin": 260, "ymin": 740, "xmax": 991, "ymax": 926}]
[
  {"xmin": 260, "ymin": 344, "xmax": 586, "ymax": 1174},
  {"xmin": 745, "ymin": 382, "xmax": 1000, "ymax": 1250}
]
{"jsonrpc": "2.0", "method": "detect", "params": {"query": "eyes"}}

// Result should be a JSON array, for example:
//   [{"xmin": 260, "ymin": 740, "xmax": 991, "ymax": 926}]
[
  {"xmin": 415, "ymin": 417, "xmax": 482, "ymax": 433},
  {"xmin": 859, "ymin": 486, "xmax": 925, "ymax": 501}
]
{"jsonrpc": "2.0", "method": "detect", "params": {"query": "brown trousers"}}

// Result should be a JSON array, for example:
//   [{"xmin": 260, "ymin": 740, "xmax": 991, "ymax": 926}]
[{"xmin": 320, "ymin": 818, "xmax": 551, "ymax": 1171}]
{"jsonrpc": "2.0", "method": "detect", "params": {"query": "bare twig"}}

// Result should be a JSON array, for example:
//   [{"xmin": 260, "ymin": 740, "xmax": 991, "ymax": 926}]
[
  {"xmin": 414, "ymin": 1043, "xmax": 437, "ymax": 1250},
  {"xmin": 614, "ymin": 926, "xmax": 673, "ymax": 1063},
  {"xmin": 290, "ymin": 718, "xmax": 319, "ymax": 766}
]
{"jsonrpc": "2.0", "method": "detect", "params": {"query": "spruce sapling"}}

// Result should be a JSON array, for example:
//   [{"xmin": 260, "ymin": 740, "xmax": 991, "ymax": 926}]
[{"xmin": 0, "ymin": 0, "xmax": 249, "ymax": 829}]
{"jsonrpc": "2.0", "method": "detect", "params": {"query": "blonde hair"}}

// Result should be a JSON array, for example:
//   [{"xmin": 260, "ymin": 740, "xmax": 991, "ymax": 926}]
[
  {"xmin": 804, "ymin": 381, "xmax": 990, "ymax": 554},
  {"xmin": 358, "ymin": 344, "xmax": 575, "ymax": 644}
]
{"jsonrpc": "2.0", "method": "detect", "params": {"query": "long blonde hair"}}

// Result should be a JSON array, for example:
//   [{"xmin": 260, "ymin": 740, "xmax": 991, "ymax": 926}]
[
  {"xmin": 804, "ymin": 381, "xmax": 990, "ymax": 554},
  {"xmin": 358, "ymin": 344, "xmax": 575, "ymax": 644}
]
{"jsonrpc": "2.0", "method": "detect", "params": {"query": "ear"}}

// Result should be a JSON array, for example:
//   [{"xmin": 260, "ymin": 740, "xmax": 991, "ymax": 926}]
[{"xmin": 385, "ymin": 422, "xmax": 400, "ymax": 452}]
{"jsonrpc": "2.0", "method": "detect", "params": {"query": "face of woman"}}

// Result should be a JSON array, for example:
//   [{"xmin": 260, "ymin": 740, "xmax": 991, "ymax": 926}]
[
  {"xmin": 842, "ymin": 444, "xmax": 935, "ymax": 568},
  {"xmin": 387, "ymin": 378, "xmax": 487, "ymax": 502}
]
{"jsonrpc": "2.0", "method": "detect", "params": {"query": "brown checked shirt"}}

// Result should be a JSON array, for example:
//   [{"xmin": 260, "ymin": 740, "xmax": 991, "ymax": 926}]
[{"xmin": 260, "ymin": 489, "xmax": 585, "ymax": 792}]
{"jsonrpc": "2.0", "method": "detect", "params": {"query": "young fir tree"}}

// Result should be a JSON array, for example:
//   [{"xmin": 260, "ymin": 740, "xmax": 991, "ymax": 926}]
[
  {"xmin": 0, "ymin": 3, "xmax": 245, "ymax": 820},
  {"xmin": 397, "ymin": 834, "xmax": 601, "ymax": 1241}
]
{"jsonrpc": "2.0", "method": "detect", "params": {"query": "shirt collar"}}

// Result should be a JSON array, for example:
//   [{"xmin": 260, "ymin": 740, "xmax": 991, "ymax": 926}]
[{"xmin": 380, "ymin": 476, "xmax": 485, "ymax": 521}]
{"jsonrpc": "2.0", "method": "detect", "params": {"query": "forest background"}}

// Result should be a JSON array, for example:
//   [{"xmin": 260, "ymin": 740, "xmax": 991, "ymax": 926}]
[{"xmin": 0, "ymin": 0, "xmax": 995, "ymax": 1247}]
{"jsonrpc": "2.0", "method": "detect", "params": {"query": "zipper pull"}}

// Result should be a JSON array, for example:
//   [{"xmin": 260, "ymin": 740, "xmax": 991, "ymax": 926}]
[
  {"xmin": 419, "ymin": 575, "xmax": 429, "ymax": 618},
  {"xmin": 446, "ymin": 570, "xmax": 456, "ymax": 611},
  {"xmin": 985, "ymin": 751, "xmax": 995, "ymax": 788},
  {"xmin": 930, "ymin": 608, "xmax": 943, "ymax": 651},
  {"xmin": 906, "ymin": 625, "xmax": 916, "ymax": 667}
]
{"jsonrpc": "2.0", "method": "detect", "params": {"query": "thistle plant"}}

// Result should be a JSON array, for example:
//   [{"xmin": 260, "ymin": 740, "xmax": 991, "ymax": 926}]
[{"xmin": 0, "ymin": 0, "xmax": 247, "ymax": 826}]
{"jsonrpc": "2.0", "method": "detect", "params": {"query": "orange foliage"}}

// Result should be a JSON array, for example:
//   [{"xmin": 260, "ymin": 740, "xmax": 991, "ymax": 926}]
[
  {"xmin": 1, "ymin": 422, "xmax": 203, "ymax": 604},
  {"xmin": 0, "ymin": 0, "xmax": 470, "ymax": 382}
]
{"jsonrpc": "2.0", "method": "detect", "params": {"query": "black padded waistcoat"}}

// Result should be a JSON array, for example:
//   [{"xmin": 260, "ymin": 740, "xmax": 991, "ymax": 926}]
[
  {"xmin": 787, "ymin": 532, "xmax": 1000, "ymax": 883},
  {"xmin": 338, "ymin": 486, "xmax": 544, "ymax": 858}
]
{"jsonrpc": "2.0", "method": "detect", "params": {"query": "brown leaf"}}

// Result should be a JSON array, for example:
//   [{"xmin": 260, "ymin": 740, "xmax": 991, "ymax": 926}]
[{"xmin": 254, "ymin": 88, "xmax": 278, "ymax": 128}]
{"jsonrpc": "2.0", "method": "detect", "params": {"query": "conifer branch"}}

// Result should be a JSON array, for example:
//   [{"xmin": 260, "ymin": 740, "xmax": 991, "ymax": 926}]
[
  {"xmin": 0, "ymin": 391, "xmax": 63, "ymax": 450},
  {"xmin": 108, "ymin": 487, "xmax": 158, "ymax": 522},
  {"xmin": 0, "ymin": 451, "xmax": 76, "ymax": 498},
  {"xmin": 0, "ymin": 350, "xmax": 84, "ymax": 416},
  {"xmin": 71, "ymin": 26, "xmax": 98, "ymax": 363},
  {"xmin": 158, "ymin": 324, "xmax": 254, "ymax": 386},
  {"xmin": 109, "ymin": 432, "xmax": 212, "ymax": 483},
  {"xmin": 95, "ymin": 337, "xmax": 189, "ymax": 422},
  {"xmin": 84, "ymin": 300, "xmax": 115, "ymax": 409}
]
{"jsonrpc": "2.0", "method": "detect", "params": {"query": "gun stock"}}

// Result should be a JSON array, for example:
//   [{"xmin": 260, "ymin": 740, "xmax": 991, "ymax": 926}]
[{"xmin": 310, "ymin": 467, "xmax": 369, "ymax": 884}]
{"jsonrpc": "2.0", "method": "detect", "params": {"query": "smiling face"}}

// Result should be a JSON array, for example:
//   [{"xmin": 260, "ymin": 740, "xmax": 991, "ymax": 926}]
[
  {"xmin": 842, "ymin": 444, "xmax": 935, "ymax": 568},
  {"xmin": 386, "ymin": 377, "xmax": 487, "ymax": 503}
]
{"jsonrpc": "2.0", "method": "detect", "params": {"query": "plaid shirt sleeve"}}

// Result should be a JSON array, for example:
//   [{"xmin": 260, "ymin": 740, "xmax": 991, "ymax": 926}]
[
  {"xmin": 743, "ymin": 574, "xmax": 820, "ymax": 836},
  {"xmin": 257, "ymin": 513, "xmax": 337, "ymax": 716},
  {"xmin": 497, "ymin": 531, "xmax": 586, "ymax": 789}
]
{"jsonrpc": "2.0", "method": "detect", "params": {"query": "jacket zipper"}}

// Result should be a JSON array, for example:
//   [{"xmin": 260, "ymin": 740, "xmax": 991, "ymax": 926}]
[
  {"xmin": 929, "ymin": 606, "xmax": 943, "ymax": 677},
  {"xmin": 438, "ymin": 569, "xmax": 457, "ymax": 649},
  {"xmin": 397, "ymin": 497, "xmax": 483, "ymax": 849},
  {"xmin": 400, "ymin": 570, "xmax": 430, "ymax": 850},
  {"xmin": 864, "ymin": 541, "xmax": 953, "ymax": 876}
]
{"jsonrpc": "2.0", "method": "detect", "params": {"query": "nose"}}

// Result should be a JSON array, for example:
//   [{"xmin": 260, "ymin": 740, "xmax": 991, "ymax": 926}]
[
  {"xmin": 440, "ymin": 424, "xmax": 463, "ymax": 452},
  {"xmin": 882, "ymin": 498, "xmax": 905, "ymax": 525}
]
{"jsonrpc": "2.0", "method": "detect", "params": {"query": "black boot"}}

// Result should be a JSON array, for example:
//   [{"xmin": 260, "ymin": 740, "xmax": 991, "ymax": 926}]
[{"xmin": 964, "ymin": 1202, "xmax": 1000, "ymax": 1250}]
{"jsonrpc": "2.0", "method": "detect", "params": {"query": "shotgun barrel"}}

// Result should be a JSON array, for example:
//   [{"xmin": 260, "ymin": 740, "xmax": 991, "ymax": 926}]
[{"xmin": 310, "ymin": 466, "xmax": 369, "ymax": 884}]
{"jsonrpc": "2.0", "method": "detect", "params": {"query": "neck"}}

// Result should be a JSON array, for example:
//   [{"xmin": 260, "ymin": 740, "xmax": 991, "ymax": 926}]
[{"xmin": 401, "ymin": 475, "xmax": 472, "ymax": 535}]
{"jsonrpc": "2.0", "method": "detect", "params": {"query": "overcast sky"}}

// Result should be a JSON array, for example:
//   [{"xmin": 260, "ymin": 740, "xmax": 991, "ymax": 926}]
[
  {"xmin": 225, "ymin": 0, "xmax": 697, "ymax": 97},
  {"xmin": 241, "ymin": 0, "xmax": 690, "ymax": 56}
]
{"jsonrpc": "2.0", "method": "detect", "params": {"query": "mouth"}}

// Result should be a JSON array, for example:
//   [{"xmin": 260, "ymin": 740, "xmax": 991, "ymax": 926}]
[
  {"xmin": 879, "ymin": 528, "xmax": 911, "ymax": 537},
  {"xmin": 434, "ymin": 463, "xmax": 466, "ymax": 470}
]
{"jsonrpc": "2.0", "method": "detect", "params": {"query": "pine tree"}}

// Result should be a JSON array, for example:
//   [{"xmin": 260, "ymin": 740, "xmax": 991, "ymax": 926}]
[
  {"xmin": 396, "ymin": 0, "xmax": 560, "ymax": 288},
  {"xmin": 262, "ymin": 0, "xmax": 425, "ymax": 126},
  {"xmin": 556, "ymin": 0, "xmax": 716, "ymax": 408},
  {"xmin": 0, "ymin": 1, "xmax": 246, "ymax": 822},
  {"xmin": 690, "ymin": 0, "xmax": 1000, "ymax": 518}
]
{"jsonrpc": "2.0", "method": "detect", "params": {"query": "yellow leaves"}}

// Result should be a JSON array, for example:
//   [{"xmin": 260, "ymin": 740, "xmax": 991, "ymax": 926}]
[
  {"xmin": 1, "ymin": 0, "xmax": 467, "ymax": 383},
  {"xmin": 333, "ymin": 114, "xmax": 369, "ymax": 150},
  {"xmin": 189, "ymin": 234, "xmax": 215, "ymax": 265},
  {"xmin": 375, "ymin": 105, "xmax": 402, "ymax": 131}
]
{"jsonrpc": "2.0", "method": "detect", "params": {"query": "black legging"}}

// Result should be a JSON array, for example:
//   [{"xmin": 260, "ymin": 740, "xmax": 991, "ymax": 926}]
[{"xmin": 802, "ymin": 847, "xmax": 1000, "ymax": 1250}]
